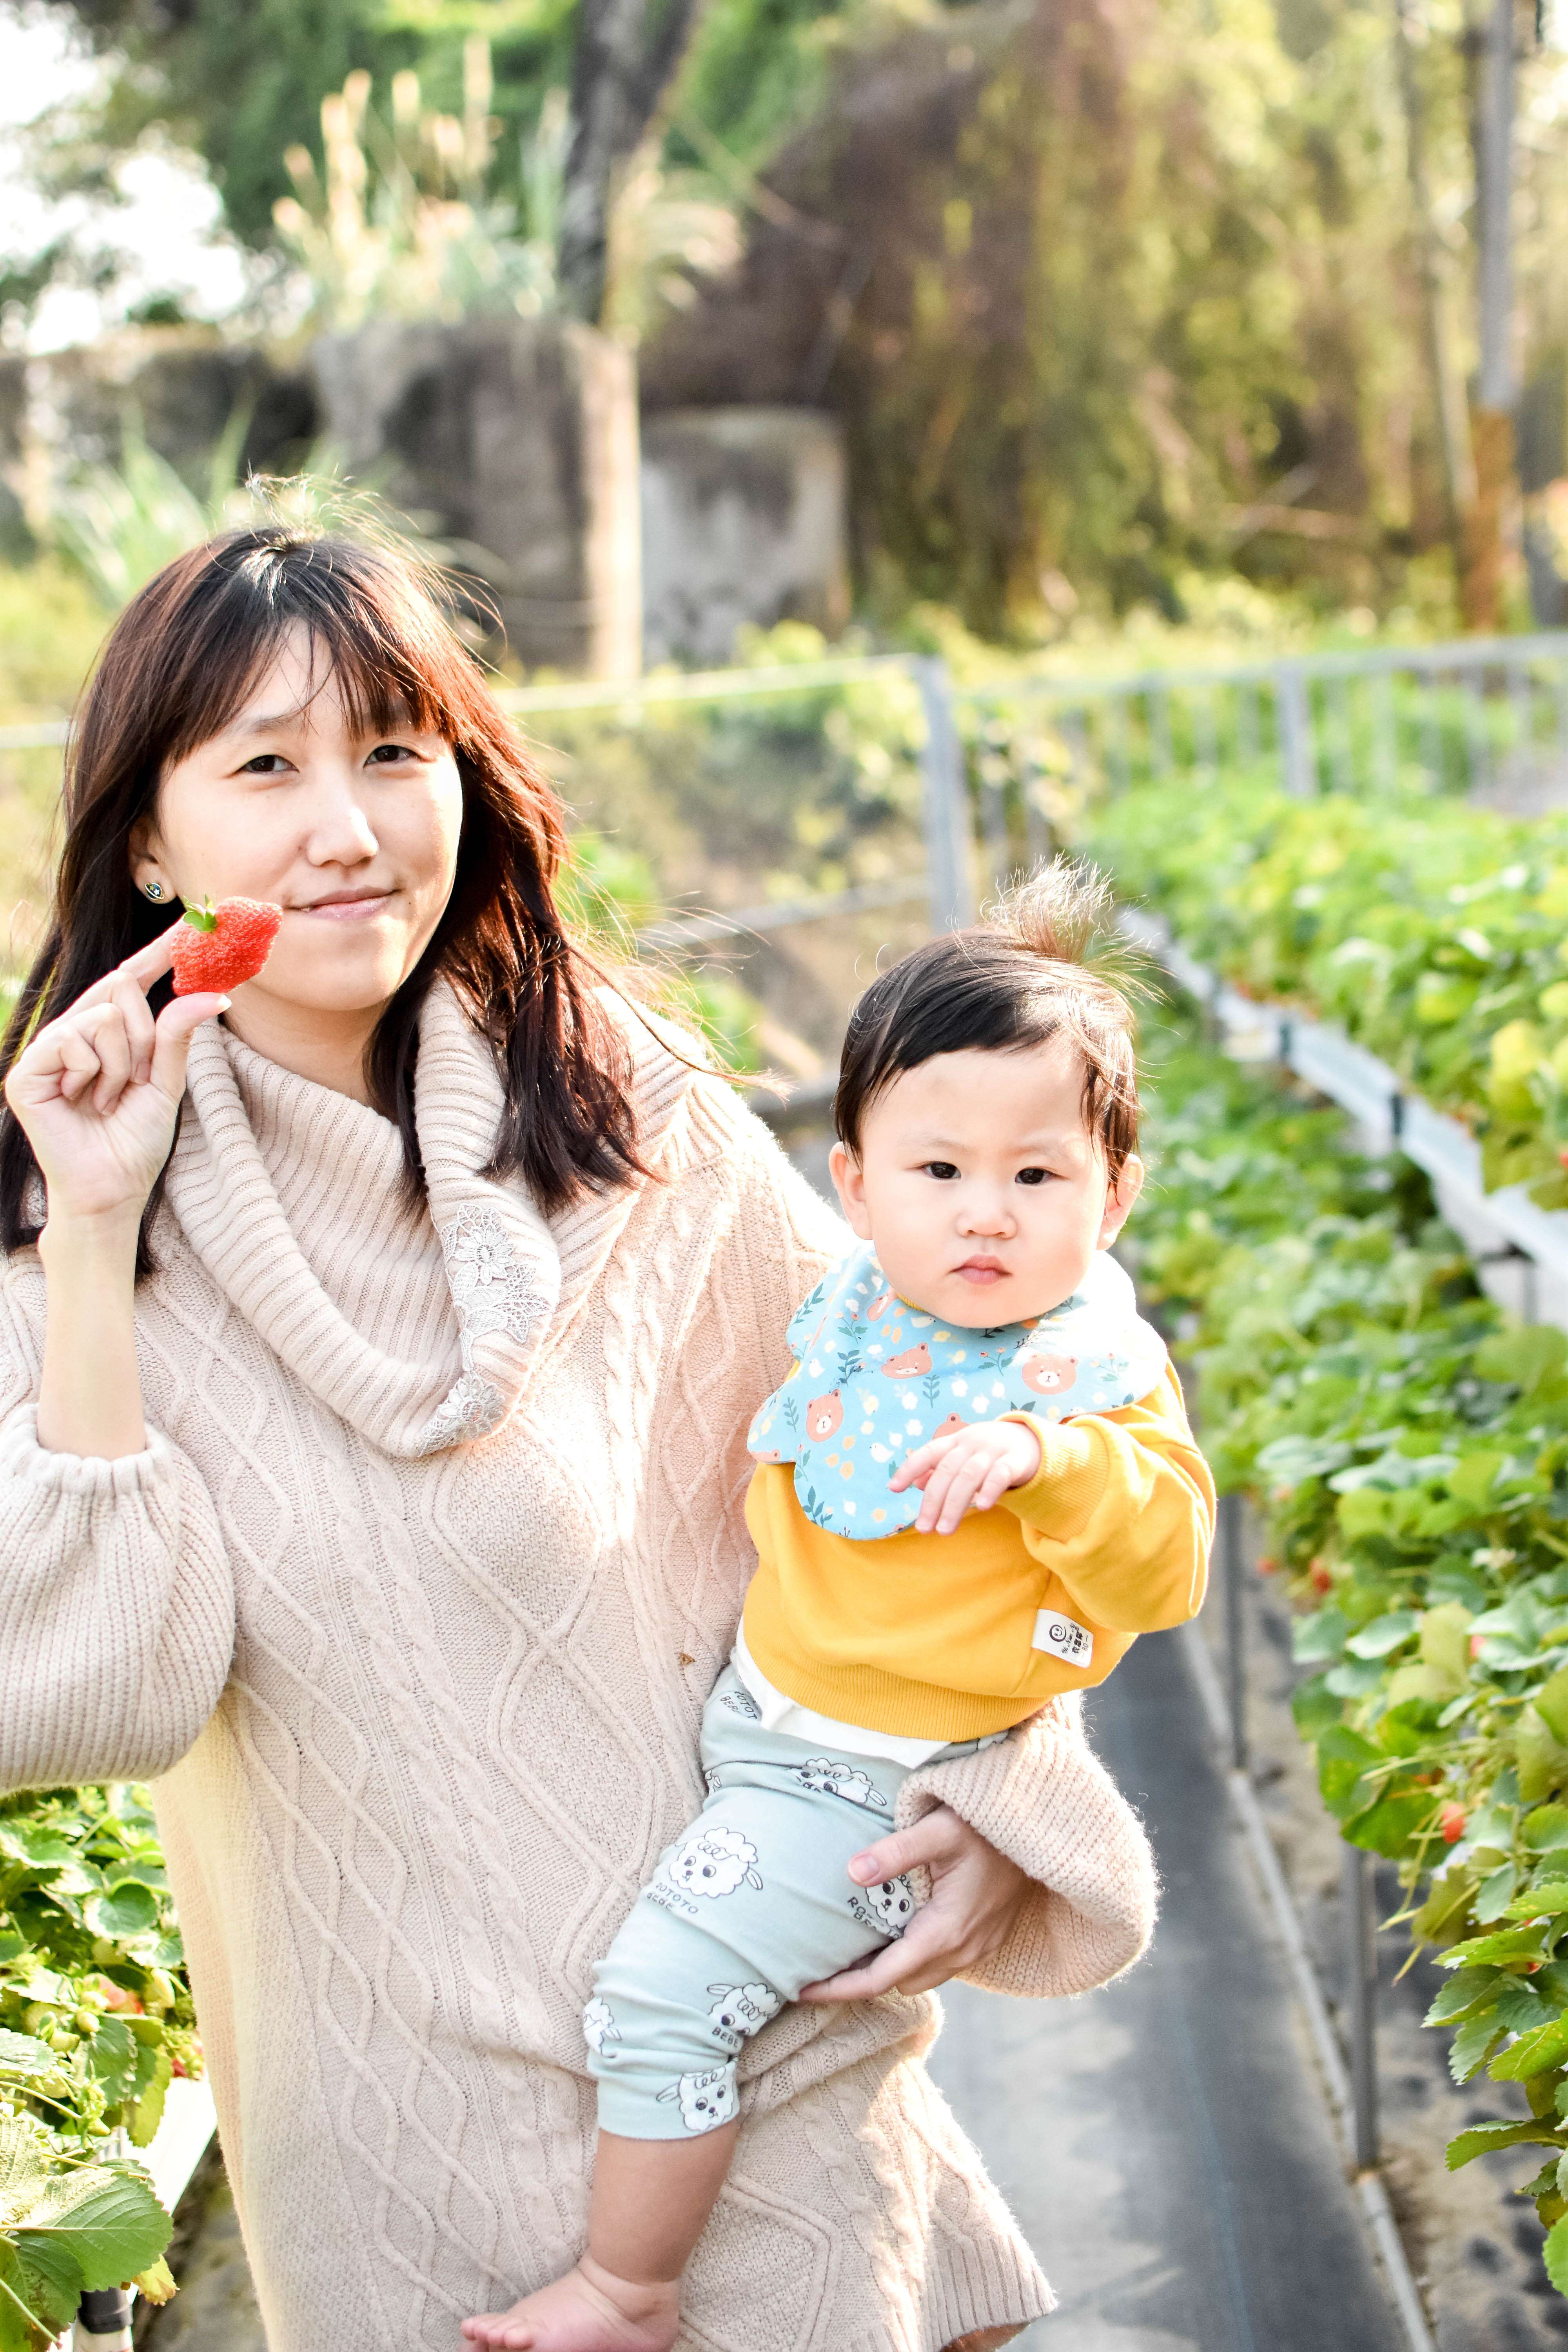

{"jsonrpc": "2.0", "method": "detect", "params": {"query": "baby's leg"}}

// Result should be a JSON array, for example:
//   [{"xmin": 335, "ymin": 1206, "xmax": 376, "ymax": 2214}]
[{"xmin": 465, "ymin": 1718, "xmax": 914, "ymax": 2349}]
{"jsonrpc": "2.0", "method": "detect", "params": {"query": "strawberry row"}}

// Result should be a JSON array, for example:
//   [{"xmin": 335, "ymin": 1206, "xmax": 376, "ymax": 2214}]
[
  {"xmin": 1134, "ymin": 1014, "xmax": 1568, "ymax": 2300},
  {"xmin": 1086, "ymin": 771, "xmax": 1568, "ymax": 1208}
]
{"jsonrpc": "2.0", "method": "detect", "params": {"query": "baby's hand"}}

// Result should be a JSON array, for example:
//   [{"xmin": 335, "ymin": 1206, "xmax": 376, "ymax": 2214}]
[{"xmin": 889, "ymin": 1418, "xmax": 1043, "ymax": 1534}]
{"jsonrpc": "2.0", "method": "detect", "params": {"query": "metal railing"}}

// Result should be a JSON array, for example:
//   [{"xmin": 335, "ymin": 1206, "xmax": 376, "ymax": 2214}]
[
  {"xmin": 953, "ymin": 628, "xmax": 1568, "ymax": 820},
  {"xmin": 11, "ymin": 628, "xmax": 1568, "ymax": 964}
]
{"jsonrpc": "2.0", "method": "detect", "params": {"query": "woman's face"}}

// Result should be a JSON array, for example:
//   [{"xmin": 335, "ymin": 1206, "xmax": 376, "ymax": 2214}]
[{"xmin": 133, "ymin": 624, "xmax": 465, "ymax": 1048}]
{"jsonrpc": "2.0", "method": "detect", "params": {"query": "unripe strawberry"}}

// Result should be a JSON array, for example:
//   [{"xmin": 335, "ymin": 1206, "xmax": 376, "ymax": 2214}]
[
  {"xmin": 1440, "ymin": 1802, "xmax": 1466, "ymax": 1843},
  {"xmin": 170, "ymin": 897, "xmax": 282, "ymax": 996},
  {"xmin": 1470, "ymin": 1632, "xmax": 1485, "ymax": 1659}
]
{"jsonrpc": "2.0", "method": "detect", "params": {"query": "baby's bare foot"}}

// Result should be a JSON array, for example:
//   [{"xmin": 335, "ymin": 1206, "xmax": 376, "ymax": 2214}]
[{"xmin": 461, "ymin": 2257, "xmax": 681, "ymax": 2352}]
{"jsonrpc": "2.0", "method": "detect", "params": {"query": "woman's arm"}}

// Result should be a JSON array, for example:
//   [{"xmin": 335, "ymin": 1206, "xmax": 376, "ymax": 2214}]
[
  {"xmin": 0, "ymin": 1371, "xmax": 236, "ymax": 1793},
  {"xmin": 0, "ymin": 929, "xmax": 236, "ymax": 1788},
  {"xmin": 800, "ymin": 1697, "xmax": 1154, "ymax": 2005}
]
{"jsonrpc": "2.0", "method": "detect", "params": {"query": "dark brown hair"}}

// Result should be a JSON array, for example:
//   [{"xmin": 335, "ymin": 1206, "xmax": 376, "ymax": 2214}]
[
  {"xmin": 0, "ymin": 523, "xmax": 644, "ymax": 1273},
  {"xmin": 833, "ymin": 859, "xmax": 1142, "ymax": 1180}
]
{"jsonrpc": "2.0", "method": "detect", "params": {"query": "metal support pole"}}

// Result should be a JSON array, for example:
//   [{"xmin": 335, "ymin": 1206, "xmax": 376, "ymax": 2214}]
[
  {"xmin": 74, "ymin": 2288, "xmax": 134, "ymax": 2349},
  {"xmin": 1220, "ymin": 1489, "xmax": 1246, "ymax": 1770},
  {"xmin": 1343, "ymin": 1841, "xmax": 1379, "ymax": 2170},
  {"xmin": 913, "ymin": 657, "xmax": 977, "ymax": 932},
  {"xmin": 1276, "ymin": 664, "xmax": 1316, "ymax": 797}
]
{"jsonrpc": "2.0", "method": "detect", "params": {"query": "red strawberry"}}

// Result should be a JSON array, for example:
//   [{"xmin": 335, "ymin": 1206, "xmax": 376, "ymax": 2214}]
[
  {"xmin": 1439, "ymin": 1803, "xmax": 1467, "ymax": 1844},
  {"xmin": 171, "ymin": 897, "xmax": 282, "ymax": 996}
]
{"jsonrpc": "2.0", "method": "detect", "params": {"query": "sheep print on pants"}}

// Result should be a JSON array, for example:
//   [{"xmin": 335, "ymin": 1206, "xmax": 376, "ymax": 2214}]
[{"xmin": 585, "ymin": 1666, "xmax": 998, "ymax": 2137}]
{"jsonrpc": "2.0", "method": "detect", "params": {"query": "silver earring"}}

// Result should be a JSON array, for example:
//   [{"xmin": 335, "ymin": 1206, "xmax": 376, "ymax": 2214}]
[{"xmin": 143, "ymin": 881, "xmax": 164, "ymax": 900}]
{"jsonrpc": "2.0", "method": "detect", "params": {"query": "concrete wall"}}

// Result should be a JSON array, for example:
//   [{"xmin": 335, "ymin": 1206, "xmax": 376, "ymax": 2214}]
[
  {"xmin": 641, "ymin": 407, "xmax": 849, "ymax": 666},
  {"xmin": 310, "ymin": 316, "xmax": 641, "ymax": 679}
]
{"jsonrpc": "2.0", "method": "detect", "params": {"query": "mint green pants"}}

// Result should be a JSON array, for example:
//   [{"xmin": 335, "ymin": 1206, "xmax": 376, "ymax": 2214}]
[{"xmin": 585, "ymin": 1664, "xmax": 988, "ymax": 2138}]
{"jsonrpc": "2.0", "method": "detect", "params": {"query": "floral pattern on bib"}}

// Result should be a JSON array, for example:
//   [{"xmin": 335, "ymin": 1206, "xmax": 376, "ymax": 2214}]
[{"xmin": 746, "ymin": 1243, "xmax": 1167, "ymax": 1540}]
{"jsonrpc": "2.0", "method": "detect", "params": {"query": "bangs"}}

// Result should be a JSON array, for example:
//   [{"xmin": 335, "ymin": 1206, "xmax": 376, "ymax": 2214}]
[{"xmin": 123, "ymin": 530, "xmax": 500, "ymax": 779}]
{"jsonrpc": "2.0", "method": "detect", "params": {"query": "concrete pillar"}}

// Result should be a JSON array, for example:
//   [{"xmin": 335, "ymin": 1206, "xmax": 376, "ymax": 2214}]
[
  {"xmin": 639, "ymin": 407, "xmax": 849, "ymax": 666},
  {"xmin": 310, "ymin": 316, "xmax": 641, "ymax": 679}
]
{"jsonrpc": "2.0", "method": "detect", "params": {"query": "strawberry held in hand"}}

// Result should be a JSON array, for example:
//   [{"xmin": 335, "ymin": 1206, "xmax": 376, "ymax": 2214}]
[{"xmin": 170, "ymin": 897, "xmax": 283, "ymax": 996}]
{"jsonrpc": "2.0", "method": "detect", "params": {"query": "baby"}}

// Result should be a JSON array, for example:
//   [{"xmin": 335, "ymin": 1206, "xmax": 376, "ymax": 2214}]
[{"xmin": 465, "ymin": 859, "xmax": 1215, "ymax": 2352}]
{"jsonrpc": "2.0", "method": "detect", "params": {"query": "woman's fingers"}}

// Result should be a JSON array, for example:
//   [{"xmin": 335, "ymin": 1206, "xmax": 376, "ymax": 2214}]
[
  {"xmin": 798, "ymin": 1888, "xmax": 983, "ymax": 2002},
  {"xmin": 52, "ymin": 1019, "xmax": 107, "ymax": 1106},
  {"xmin": 846, "ymin": 1811, "xmax": 954, "ymax": 1888},
  {"xmin": 108, "ymin": 970, "xmax": 158, "ymax": 1087},
  {"xmin": 85, "ymin": 1005, "xmax": 134, "ymax": 1114},
  {"xmin": 148, "ymin": 991, "xmax": 229, "ymax": 1102}
]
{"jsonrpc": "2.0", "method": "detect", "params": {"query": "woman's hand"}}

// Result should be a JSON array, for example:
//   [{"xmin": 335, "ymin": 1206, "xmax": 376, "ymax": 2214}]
[
  {"xmin": 4, "ymin": 926, "xmax": 228, "ymax": 1230},
  {"xmin": 890, "ymin": 1418, "xmax": 1042, "ymax": 1534},
  {"xmin": 797, "ymin": 1804, "xmax": 1027, "ymax": 2002}
]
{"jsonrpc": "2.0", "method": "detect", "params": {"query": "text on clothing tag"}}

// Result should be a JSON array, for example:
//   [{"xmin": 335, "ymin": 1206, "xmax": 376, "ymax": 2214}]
[{"xmin": 1032, "ymin": 1609, "xmax": 1094, "ymax": 1668}]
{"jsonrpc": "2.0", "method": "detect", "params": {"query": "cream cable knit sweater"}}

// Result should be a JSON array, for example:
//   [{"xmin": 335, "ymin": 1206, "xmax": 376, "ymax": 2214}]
[{"xmin": 0, "ymin": 988, "xmax": 1157, "ymax": 2352}]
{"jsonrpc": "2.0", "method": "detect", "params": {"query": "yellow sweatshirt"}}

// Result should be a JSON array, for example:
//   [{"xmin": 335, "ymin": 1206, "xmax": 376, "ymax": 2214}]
[{"xmin": 741, "ymin": 1364, "xmax": 1215, "ymax": 1744}]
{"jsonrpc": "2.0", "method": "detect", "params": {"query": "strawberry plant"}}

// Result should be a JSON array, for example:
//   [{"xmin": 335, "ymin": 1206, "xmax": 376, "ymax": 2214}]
[
  {"xmin": 0, "ymin": 1786, "xmax": 197, "ymax": 2341},
  {"xmin": 1135, "ymin": 1018, "xmax": 1568, "ymax": 2301},
  {"xmin": 1086, "ymin": 772, "xmax": 1568, "ymax": 1206}
]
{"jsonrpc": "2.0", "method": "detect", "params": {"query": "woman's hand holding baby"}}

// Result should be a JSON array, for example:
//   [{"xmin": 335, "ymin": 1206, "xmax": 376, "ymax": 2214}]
[{"xmin": 891, "ymin": 1418, "xmax": 1043, "ymax": 1534}]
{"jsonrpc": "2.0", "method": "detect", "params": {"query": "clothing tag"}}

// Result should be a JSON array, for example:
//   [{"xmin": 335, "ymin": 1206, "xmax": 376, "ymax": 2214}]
[{"xmin": 1032, "ymin": 1608, "xmax": 1094, "ymax": 1668}]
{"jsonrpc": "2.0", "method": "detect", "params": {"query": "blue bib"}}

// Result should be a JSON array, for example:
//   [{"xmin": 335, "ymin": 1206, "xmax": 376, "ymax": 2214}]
[{"xmin": 746, "ymin": 1244, "xmax": 1168, "ymax": 1541}]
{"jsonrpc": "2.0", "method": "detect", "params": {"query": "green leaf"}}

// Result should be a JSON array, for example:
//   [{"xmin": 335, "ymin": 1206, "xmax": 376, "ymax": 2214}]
[
  {"xmin": 1491, "ymin": 2013, "xmax": 1568, "ymax": 2080},
  {"xmin": 1291, "ymin": 1672, "xmax": 1341, "ymax": 1737},
  {"xmin": 1539, "ymin": 1663, "xmax": 1568, "ymax": 1749},
  {"xmin": 127, "ymin": 2044, "xmax": 172, "ymax": 2148},
  {"xmin": 1525, "ymin": 1804, "xmax": 1568, "ymax": 1851},
  {"xmin": 0, "ymin": 2127, "xmax": 47, "ymax": 2234},
  {"xmin": 1318, "ymin": 1727, "xmax": 1381, "ymax": 1820},
  {"xmin": 0, "ymin": 2035, "xmax": 55, "ymax": 2084},
  {"xmin": 1292, "ymin": 1606, "xmax": 1350, "ymax": 1663},
  {"xmin": 1475, "ymin": 1327, "xmax": 1568, "ymax": 1393},
  {"xmin": 86, "ymin": 1882, "xmax": 159, "ymax": 1940},
  {"xmin": 1425, "ymin": 1967, "xmax": 1502, "ymax": 2027},
  {"xmin": 0, "ymin": 2248, "xmax": 51, "ymax": 2352},
  {"xmin": 1444, "ymin": 1921, "xmax": 1550, "ymax": 1967},
  {"xmin": 10, "ymin": 2232, "xmax": 81, "ymax": 2337},
  {"xmin": 1473, "ymin": 1862, "xmax": 1519, "ymax": 1922},
  {"xmin": 1511, "ymin": 1880, "xmax": 1568, "ymax": 1918},
  {"xmin": 1326, "ymin": 1658, "xmax": 1387, "ymax": 1697},
  {"xmin": 1343, "ymin": 1790, "xmax": 1433, "ymax": 1858},
  {"xmin": 0, "ymin": 1826, "xmax": 73, "ymax": 1874},
  {"xmin": 1519, "ymin": 1705, "xmax": 1568, "ymax": 1804},
  {"xmin": 14, "ymin": 2165, "xmax": 171, "ymax": 2292},
  {"xmin": 1546, "ymin": 2214, "xmax": 1568, "ymax": 2297},
  {"xmin": 1345, "ymin": 1609, "xmax": 1420, "ymax": 1659},
  {"xmin": 89, "ymin": 2016, "xmax": 138, "ymax": 2107},
  {"xmin": 1447, "ymin": 2118, "xmax": 1563, "ymax": 2168},
  {"xmin": 1450, "ymin": 2011, "xmax": 1507, "ymax": 2083}
]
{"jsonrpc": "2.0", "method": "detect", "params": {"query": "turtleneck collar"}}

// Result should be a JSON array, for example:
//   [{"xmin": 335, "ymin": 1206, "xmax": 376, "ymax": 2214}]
[{"xmin": 162, "ymin": 981, "xmax": 696, "ymax": 1458}]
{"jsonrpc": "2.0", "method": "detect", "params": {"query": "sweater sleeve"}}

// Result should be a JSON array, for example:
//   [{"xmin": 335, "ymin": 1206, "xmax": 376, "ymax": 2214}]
[
  {"xmin": 0, "ymin": 1282, "xmax": 235, "ymax": 1795},
  {"xmin": 895, "ymin": 1692, "xmax": 1157, "ymax": 1998},
  {"xmin": 998, "ymin": 1364, "xmax": 1214, "ymax": 1634}
]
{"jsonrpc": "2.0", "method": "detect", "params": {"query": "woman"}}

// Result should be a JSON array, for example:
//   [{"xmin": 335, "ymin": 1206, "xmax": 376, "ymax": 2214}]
[{"xmin": 0, "ymin": 525, "xmax": 1155, "ymax": 2352}]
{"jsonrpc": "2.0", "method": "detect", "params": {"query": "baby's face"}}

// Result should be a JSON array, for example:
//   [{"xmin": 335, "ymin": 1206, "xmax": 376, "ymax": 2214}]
[{"xmin": 828, "ymin": 1038, "xmax": 1143, "ymax": 1329}]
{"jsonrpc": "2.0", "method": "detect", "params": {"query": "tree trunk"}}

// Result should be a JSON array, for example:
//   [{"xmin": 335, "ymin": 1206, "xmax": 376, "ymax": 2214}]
[
  {"xmin": 1392, "ymin": 0, "xmax": 1473, "ymax": 572},
  {"xmin": 1462, "ymin": 0, "xmax": 1518, "ymax": 630},
  {"xmin": 558, "ymin": 0, "xmax": 711, "ymax": 327}
]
